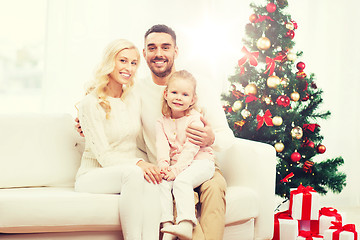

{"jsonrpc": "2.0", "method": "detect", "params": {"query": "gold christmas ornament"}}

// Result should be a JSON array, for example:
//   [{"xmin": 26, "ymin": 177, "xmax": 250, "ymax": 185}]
[
  {"xmin": 244, "ymin": 83, "xmax": 257, "ymax": 95},
  {"xmin": 241, "ymin": 109, "xmax": 251, "ymax": 119},
  {"xmin": 274, "ymin": 142, "xmax": 285, "ymax": 153},
  {"xmin": 290, "ymin": 92, "xmax": 300, "ymax": 101},
  {"xmin": 287, "ymin": 52, "xmax": 297, "ymax": 61},
  {"xmin": 267, "ymin": 75, "xmax": 281, "ymax": 88},
  {"xmin": 272, "ymin": 116, "xmax": 283, "ymax": 126},
  {"xmin": 291, "ymin": 126, "xmax": 303, "ymax": 139},
  {"xmin": 280, "ymin": 78, "xmax": 289, "ymax": 87},
  {"xmin": 285, "ymin": 22, "xmax": 294, "ymax": 30},
  {"xmin": 256, "ymin": 36, "xmax": 271, "ymax": 51},
  {"xmin": 232, "ymin": 100, "xmax": 243, "ymax": 112}
]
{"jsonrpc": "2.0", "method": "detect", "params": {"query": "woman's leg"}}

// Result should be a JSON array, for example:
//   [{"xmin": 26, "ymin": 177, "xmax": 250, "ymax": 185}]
[
  {"xmin": 75, "ymin": 165, "xmax": 144, "ymax": 240},
  {"xmin": 142, "ymin": 180, "xmax": 161, "ymax": 240}
]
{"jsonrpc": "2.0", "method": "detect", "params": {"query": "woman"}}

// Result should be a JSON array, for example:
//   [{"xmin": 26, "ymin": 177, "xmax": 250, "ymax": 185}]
[{"xmin": 75, "ymin": 39, "xmax": 160, "ymax": 240}]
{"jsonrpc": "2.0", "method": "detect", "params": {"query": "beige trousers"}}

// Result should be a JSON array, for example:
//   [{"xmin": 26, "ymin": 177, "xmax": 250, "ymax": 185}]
[{"xmin": 192, "ymin": 169, "xmax": 227, "ymax": 240}]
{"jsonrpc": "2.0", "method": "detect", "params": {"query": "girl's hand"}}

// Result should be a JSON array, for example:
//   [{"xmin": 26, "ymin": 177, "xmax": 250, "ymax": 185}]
[
  {"xmin": 186, "ymin": 115, "xmax": 215, "ymax": 147},
  {"xmin": 136, "ymin": 160, "xmax": 162, "ymax": 184},
  {"xmin": 163, "ymin": 170, "xmax": 176, "ymax": 181}
]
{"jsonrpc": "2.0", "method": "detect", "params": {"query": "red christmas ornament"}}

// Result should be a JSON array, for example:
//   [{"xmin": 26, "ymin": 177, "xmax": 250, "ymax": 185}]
[
  {"xmin": 297, "ymin": 62, "xmax": 306, "ymax": 71},
  {"xmin": 285, "ymin": 30, "xmax": 295, "ymax": 39},
  {"xmin": 291, "ymin": 151, "xmax": 301, "ymax": 162},
  {"xmin": 302, "ymin": 139, "xmax": 315, "ymax": 148},
  {"xmin": 249, "ymin": 14, "xmax": 258, "ymax": 23},
  {"xmin": 266, "ymin": 3, "xmax": 277, "ymax": 13},
  {"xmin": 276, "ymin": 95, "xmax": 290, "ymax": 107},
  {"xmin": 317, "ymin": 144, "xmax": 326, "ymax": 154},
  {"xmin": 296, "ymin": 71, "xmax": 307, "ymax": 79}
]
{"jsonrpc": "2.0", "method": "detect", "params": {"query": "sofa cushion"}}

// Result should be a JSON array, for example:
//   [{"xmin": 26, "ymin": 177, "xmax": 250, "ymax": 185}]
[
  {"xmin": 0, "ymin": 187, "xmax": 121, "ymax": 233},
  {"xmin": 0, "ymin": 113, "xmax": 81, "ymax": 188},
  {"xmin": 0, "ymin": 186, "xmax": 258, "ymax": 233}
]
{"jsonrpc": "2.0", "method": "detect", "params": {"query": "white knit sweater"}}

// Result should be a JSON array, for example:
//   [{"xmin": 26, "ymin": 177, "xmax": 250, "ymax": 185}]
[{"xmin": 76, "ymin": 91, "xmax": 142, "ymax": 178}]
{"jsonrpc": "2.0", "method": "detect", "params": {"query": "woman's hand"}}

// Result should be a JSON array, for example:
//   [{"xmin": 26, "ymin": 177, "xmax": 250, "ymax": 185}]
[
  {"xmin": 75, "ymin": 117, "xmax": 85, "ymax": 137},
  {"xmin": 136, "ymin": 160, "xmax": 162, "ymax": 184},
  {"xmin": 186, "ymin": 115, "xmax": 215, "ymax": 147}
]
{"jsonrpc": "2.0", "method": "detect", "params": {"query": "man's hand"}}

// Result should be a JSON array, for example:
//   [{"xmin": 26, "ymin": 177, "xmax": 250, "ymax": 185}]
[
  {"xmin": 186, "ymin": 115, "xmax": 215, "ymax": 147},
  {"xmin": 75, "ymin": 117, "xmax": 85, "ymax": 137},
  {"xmin": 137, "ymin": 160, "xmax": 162, "ymax": 184}
]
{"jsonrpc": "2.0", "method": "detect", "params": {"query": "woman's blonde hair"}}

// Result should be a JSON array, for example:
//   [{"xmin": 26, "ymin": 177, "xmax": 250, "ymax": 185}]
[
  {"xmin": 161, "ymin": 70, "xmax": 198, "ymax": 117},
  {"xmin": 86, "ymin": 39, "xmax": 140, "ymax": 118}
]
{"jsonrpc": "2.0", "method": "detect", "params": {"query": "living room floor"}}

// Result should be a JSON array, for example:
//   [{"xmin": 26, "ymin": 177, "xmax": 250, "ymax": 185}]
[{"xmin": 337, "ymin": 206, "xmax": 360, "ymax": 228}]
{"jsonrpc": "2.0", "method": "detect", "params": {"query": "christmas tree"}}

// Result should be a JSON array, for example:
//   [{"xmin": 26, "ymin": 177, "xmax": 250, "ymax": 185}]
[{"xmin": 222, "ymin": 0, "xmax": 346, "ymax": 198}]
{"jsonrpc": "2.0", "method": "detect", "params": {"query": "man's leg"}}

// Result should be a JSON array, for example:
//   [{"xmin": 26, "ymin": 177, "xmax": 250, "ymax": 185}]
[{"xmin": 193, "ymin": 169, "xmax": 227, "ymax": 240}]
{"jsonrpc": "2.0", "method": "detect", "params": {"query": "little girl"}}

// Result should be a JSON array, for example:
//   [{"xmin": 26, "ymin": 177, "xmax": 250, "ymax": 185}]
[{"xmin": 156, "ymin": 70, "xmax": 215, "ymax": 240}]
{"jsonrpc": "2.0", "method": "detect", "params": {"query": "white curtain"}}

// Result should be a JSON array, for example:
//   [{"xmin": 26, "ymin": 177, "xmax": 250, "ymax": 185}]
[{"xmin": 43, "ymin": 0, "xmax": 360, "ymax": 207}]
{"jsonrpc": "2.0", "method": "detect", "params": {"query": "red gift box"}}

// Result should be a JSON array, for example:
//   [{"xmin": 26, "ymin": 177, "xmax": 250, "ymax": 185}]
[{"xmin": 300, "ymin": 220, "xmax": 320, "ymax": 234}]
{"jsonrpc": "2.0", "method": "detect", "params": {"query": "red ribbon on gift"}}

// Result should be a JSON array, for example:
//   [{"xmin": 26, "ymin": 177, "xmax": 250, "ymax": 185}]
[
  {"xmin": 238, "ymin": 46, "xmax": 259, "ymax": 75},
  {"xmin": 298, "ymin": 230, "xmax": 323, "ymax": 240},
  {"xmin": 264, "ymin": 55, "xmax": 283, "ymax": 76},
  {"xmin": 320, "ymin": 207, "xmax": 342, "ymax": 223},
  {"xmin": 273, "ymin": 210, "xmax": 293, "ymax": 240},
  {"xmin": 256, "ymin": 109, "xmax": 274, "ymax": 130},
  {"xmin": 329, "ymin": 222, "xmax": 358, "ymax": 240},
  {"xmin": 289, "ymin": 184, "xmax": 316, "ymax": 220},
  {"xmin": 255, "ymin": 15, "xmax": 274, "ymax": 23}
]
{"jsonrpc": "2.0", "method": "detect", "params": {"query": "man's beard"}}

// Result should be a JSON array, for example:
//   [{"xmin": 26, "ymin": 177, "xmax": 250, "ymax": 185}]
[{"xmin": 149, "ymin": 58, "xmax": 174, "ymax": 78}]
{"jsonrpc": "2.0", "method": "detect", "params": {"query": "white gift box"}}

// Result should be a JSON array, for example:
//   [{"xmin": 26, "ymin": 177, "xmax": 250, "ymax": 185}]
[
  {"xmin": 277, "ymin": 218, "xmax": 299, "ymax": 240},
  {"xmin": 290, "ymin": 185, "xmax": 320, "ymax": 220},
  {"xmin": 323, "ymin": 228, "xmax": 359, "ymax": 240},
  {"xmin": 319, "ymin": 208, "xmax": 345, "ymax": 235}
]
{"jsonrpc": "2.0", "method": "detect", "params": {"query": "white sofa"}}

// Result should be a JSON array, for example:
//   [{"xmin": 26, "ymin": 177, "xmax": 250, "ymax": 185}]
[{"xmin": 0, "ymin": 113, "xmax": 276, "ymax": 240}]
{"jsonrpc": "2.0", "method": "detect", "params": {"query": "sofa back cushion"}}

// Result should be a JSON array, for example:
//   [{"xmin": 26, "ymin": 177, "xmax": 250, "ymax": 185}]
[{"xmin": 0, "ymin": 113, "xmax": 81, "ymax": 188}]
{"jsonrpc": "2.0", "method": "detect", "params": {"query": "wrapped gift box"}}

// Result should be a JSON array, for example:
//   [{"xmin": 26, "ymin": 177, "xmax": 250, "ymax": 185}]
[
  {"xmin": 290, "ymin": 184, "xmax": 320, "ymax": 220},
  {"xmin": 323, "ymin": 223, "xmax": 358, "ymax": 240},
  {"xmin": 297, "ymin": 230, "xmax": 323, "ymax": 240},
  {"xmin": 273, "ymin": 210, "xmax": 299, "ymax": 240},
  {"xmin": 299, "ymin": 220, "xmax": 320, "ymax": 234},
  {"xmin": 319, "ymin": 207, "xmax": 345, "ymax": 235}
]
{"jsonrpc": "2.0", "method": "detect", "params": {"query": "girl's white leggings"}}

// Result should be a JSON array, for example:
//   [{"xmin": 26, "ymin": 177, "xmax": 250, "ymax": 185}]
[
  {"xmin": 159, "ymin": 159, "xmax": 215, "ymax": 225},
  {"xmin": 75, "ymin": 164, "xmax": 160, "ymax": 240}
]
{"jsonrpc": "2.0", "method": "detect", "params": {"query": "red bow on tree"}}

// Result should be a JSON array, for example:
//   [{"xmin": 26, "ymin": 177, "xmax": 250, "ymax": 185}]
[
  {"xmin": 245, "ymin": 95, "xmax": 259, "ymax": 103},
  {"xmin": 264, "ymin": 55, "xmax": 283, "ymax": 76},
  {"xmin": 256, "ymin": 109, "xmax": 274, "ymax": 130},
  {"xmin": 254, "ymin": 15, "xmax": 274, "ymax": 23},
  {"xmin": 280, "ymin": 172, "xmax": 294, "ymax": 183},
  {"xmin": 238, "ymin": 46, "xmax": 259, "ymax": 75},
  {"xmin": 303, "ymin": 124, "xmax": 320, "ymax": 132}
]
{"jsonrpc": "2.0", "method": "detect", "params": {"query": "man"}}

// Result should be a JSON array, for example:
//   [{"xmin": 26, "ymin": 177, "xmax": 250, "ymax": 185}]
[{"xmin": 135, "ymin": 24, "xmax": 235, "ymax": 240}]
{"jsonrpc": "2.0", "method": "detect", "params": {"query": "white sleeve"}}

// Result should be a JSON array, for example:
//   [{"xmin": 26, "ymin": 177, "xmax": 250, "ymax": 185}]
[
  {"xmin": 197, "ymin": 81, "xmax": 235, "ymax": 152},
  {"xmin": 78, "ymin": 96, "xmax": 121, "ymax": 166}
]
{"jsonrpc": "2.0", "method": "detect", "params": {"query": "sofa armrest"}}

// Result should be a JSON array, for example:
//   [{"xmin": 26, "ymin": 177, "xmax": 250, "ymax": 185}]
[{"xmin": 216, "ymin": 137, "xmax": 276, "ymax": 240}]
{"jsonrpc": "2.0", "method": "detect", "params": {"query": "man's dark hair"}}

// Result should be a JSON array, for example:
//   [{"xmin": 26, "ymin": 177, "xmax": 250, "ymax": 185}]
[{"xmin": 144, "ymin": 24, "xmax": 177, "ymax": 45}]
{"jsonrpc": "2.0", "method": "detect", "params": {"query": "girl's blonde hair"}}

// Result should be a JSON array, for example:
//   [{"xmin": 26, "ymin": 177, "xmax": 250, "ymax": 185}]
[
  {"xmin": 161, "ymin": 70, "xmax": 198, "ymax": 117},
  {"xmin": 86, "ymin": 39, "xmax": 140, "ymax": 119}
]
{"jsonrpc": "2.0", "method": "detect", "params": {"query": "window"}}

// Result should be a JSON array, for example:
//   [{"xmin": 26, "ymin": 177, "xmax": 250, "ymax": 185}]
[{"xmin": 0, "ymin": 0, "xmax": 47, "ymax": 113}]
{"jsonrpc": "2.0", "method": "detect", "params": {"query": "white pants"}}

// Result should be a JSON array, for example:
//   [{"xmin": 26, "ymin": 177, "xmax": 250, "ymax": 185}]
[
  {"xmin": 159, "ymin": 159, "xmax": 215, "ymax": 225},
  {"xmin": 75, "ymin": 164, "xmax": 160, "ymax": 240}
]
